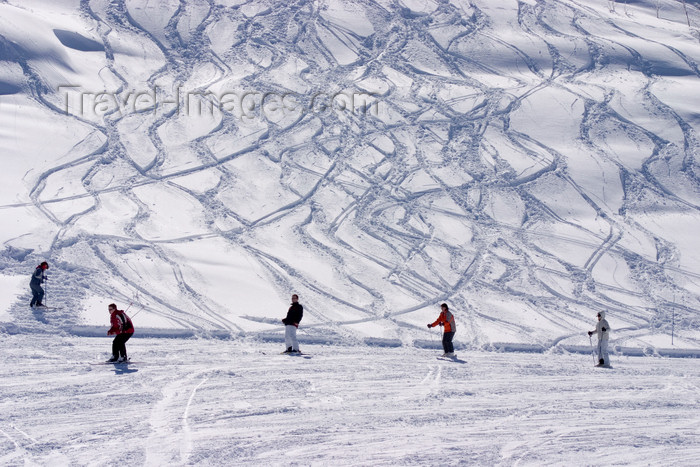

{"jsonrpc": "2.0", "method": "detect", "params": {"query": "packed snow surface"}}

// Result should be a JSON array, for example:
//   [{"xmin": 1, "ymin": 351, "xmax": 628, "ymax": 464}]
[
  {"xmin": 2, "ymin": 0, "xmax": 700, "ymax": 464},
  {"xmin": 1, "ymin": 336, "xmax": 699, "ymax": 466}
]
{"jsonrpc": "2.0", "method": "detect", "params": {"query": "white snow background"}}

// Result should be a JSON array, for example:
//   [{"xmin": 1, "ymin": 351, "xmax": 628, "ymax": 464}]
[{"xmin": 0, "ymin": 0, "xmax": 699, "ymax": 465}]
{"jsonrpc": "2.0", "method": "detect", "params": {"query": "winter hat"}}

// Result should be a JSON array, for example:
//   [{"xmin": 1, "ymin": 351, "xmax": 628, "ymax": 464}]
[
  {"xmin": 598, "ymin": 311, "xmax": 606, "ymax": 319},
  {"xmin": 40, "ymin": 261, "xmax": 49, "ymax": 269}
]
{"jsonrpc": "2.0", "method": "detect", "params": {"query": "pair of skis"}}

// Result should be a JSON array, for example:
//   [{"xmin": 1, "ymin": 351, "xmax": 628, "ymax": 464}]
[
  {"xmin": 90, "ymin": 359, "xmax": 140, "ymax": 365},
  {"xmin": 279, "ymin": 350, "xmax": 312, "ymax": 359},
  {"xmin": 437, "ymin": 355, "xmax": 466, "ymax": 363},
  {"xmin": 589, "ymin": 335, "xmax": 613, "ymax": 369}
]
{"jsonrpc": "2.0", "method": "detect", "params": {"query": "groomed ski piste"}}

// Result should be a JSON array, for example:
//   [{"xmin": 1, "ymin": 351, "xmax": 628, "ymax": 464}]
[
  {"xmin": 1, "ymin": 0, "xmax": 700, "ymax": 465},
  {"xmin": 1, "ymin": 335, "xmax": 698, "ymax": 466}
]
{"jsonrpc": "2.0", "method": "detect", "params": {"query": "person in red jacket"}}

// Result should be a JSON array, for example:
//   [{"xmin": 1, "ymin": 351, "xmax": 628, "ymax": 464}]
[
  {"xmin": 427, "ymin": 303, "xmax": 456, "ymax": 356},
  {"xmin": 107, "ymin": 303, "xmax": 134, "ymax": 362}
]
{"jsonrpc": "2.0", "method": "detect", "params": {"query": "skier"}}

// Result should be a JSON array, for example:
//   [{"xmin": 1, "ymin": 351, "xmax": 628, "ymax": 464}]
[
  {"xmin": 107, "ymin": 303, "xmax": 134, "ymax": 362},
  {"xmin": 29, "ymin": 261, "xmax": 49, "ymax": 308},
  {"xmin": 428, "ymin": 303, "xmax": 456, "ymax": 357},
  {"xmin": 281, "ymin": 294, "xmax": 303, "ymax": 353},
  {"xmin": 588, "ymin": 311, "xmax": 610, "ymax": 367}
]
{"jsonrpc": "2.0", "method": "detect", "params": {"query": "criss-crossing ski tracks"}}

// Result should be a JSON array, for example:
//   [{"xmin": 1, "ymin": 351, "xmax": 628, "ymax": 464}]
[{"xmin": 1, "ymin": 0, "xmax": 700, "ymax": 351}]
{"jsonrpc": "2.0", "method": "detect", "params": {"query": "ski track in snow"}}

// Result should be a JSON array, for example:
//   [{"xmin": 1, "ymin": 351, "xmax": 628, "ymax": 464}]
[
  {"xmin": 145, "ymin": 371, "xmax": 210, "ymax": 465},
  {"xmin": 1, "ymin": 336, "xmax": 699, "ymax": 465},
  {"xmin": 0, "ymin": 0, "xmax": 699, "ymax": 420}
]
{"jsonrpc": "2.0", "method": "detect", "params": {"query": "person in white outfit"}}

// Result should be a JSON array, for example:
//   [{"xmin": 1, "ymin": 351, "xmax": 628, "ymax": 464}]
[{"xmin": 588, "ymin": 311, "xmax": 610, "ymax": 366}]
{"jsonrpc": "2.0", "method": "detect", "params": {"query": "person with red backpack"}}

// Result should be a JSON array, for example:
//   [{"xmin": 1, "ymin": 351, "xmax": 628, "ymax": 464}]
[
  {"xmin": 427, "ymin": 303, "xmax": 457, "ymax": 357},
  {"xmin": 107, "ymin": 303, "xmax": 134, "ymax": 362}
]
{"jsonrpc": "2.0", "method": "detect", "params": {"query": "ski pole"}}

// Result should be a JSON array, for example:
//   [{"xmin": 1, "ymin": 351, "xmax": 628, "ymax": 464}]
[
  {"xmin": 44, "ymin": 272, "xmax": 48, "ymax": 307},
  {"xmin": 589, "ymin": 334, "xmax": 596, "ymax": 365},
  {"xmin": 130, "ymin": 304, "xmax": 145, "ymax": 319}
]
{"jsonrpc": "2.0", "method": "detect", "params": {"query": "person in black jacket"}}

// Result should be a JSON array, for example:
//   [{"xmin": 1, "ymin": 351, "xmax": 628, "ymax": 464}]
[
  {"xmin": 29, "ymin": 262, "xmax": 49, "ymax": 308},
  {"xmin": 282, "ymin": 294, "xmax": 303, "ymax": 353}
]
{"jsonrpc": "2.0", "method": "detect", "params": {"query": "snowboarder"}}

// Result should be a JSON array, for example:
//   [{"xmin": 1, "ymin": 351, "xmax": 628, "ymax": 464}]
[
  {"xmin": 107, "ymin": 303, "xmax": 134, "ymax": 362},
  {"xmin": 282, "ymin": 294, "xmax": 303, "ymax": 353},
  {"xmin": 588, "ymin": 311, "xmax": 610, "ymax": 367},
  {"xmin": 29, "ymin": 261, "xmax": 49, "ymax": 308},
  {"xmin": 428, "ymin": 303, "xmax": 456, "ymax": 357}
]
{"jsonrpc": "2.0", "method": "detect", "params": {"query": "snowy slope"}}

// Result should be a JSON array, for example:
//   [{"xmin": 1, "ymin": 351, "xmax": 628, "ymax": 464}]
[{"xmin": 1, "ymin": 0, "xmax": 700, "ymax": 353}]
